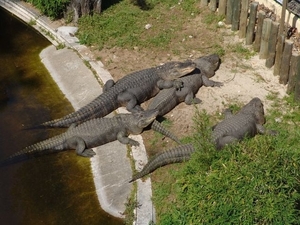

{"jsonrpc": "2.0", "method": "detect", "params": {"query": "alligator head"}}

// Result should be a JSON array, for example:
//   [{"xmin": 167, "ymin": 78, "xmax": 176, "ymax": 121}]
[
  {"xmin": 135, "ymin": 109, "xmax": 159, "ymax": 129},
  {"xmin": 194, "ymin": 54, "xmax": 221, "ymax": 78},
  {"xmin": 156, "ymin": 60, "xmax": 196, "ymax": 80},
  {"xmin": 241, "ymin": 97, "xmax": 266, "ymax": 125}
]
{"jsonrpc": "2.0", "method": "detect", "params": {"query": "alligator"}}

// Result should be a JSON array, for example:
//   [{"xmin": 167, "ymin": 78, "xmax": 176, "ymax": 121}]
[
  {"xmin": 40, "ymin": 60, "xmax": 196, "ymax": 128},
  {"xmin": 0, "ymin": 109, "xmax": 159, "ymax": 166},
  {"xmin": 130, "ymin": 97, "xmax": 276, "ymax": 182},
  {"xmin": 147, "ymin": 54, "xmax": 222, "ymax": 116},
  {"xmin": 144, "ymin": 54, "xmax": 223, "ymax": 144}
]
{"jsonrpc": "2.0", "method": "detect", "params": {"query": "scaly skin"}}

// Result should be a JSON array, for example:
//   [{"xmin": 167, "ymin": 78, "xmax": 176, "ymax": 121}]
[
  {"xmin": 146, "ymin": 54, "xmax": 222, "ymax": 144},
  {"xmin": 131, "ymin": 98, "xmax": 275, "ymax": 182},
  {"xmin": 147, "ymin": 54, "xmax": 222, "ymax": 116},
  {"xmin": 212, "ymin": 97, "xmax": 267, "ymax": 149},
  {"xmin": 130, "ymin": 144, "xmax": 194, "ymax": 182},
  {"xmin": 41, "ymin": 61, "xmax": 196, "ymax": 128},
  {"xmin": 0, "ymin": 109, "xmax": 159, "ymax": 166}
]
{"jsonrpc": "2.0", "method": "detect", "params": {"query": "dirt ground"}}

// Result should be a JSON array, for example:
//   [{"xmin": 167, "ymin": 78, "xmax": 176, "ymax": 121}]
[{"xmin": 89, "ymin": 7, "xmax": 288, "ymax": 157}]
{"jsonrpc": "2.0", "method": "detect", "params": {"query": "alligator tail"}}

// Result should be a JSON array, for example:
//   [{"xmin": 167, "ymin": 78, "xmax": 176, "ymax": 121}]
[
  {"xmin": 151, "ymin": 120, "xmax": 181, "ymax": 144},
  {"xmin": 42, "ymin": 92, "xmax": 119, "ymax": 128},
  {"xmin": 0, "ymin": 135, "xmax": 65, "ymax": 167},
  {"xmin": 130, "ymin": 143, "xmax": 195, "ymax": 182}
]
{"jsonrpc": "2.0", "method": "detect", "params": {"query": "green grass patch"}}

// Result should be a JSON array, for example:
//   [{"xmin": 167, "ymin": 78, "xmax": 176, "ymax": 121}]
[
  {"xmin": 77, "ymin": 0, "xmax": 200, "ymax": 50},
  {"xmin": 153, "ymin": 100, "xmax": 300, "ymax": 224},
  {"xmin": 228, "ymin": 43, "xmax": 256, "ymax": 59}
]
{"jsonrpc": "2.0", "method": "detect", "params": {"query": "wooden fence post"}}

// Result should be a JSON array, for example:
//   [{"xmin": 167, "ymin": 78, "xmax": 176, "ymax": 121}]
[
  {"xmin": 218, "ymin": 0, "xmax": 227, "ymax": 16},
  {"xmin": 259, "ymin": 18, "xmax": 272, "ymax": 59},
  {"xmin": 201, "ymin": 0, "xmax": 209, "ymax": 7},
  {"xmin": 294, "ymin": 57, "xmax": 300, "ymax": 101},
  {"xmin": 279, "ymin": 0, "xmax": 288, "ymax": 36},
  {"xmin": 226, "ymin": 0, "xmax": 234, "ymax": 24},
  {"xmin": 265, "ymin": 21, "xmax": 279, "ymax": 68},
  {"xmin": 210, "ymin": 0, "xmax": 217, "ymax": 12},
  {"xmin": 253, "ymin": 11, "xmax": 266, "ymax": 52},
  {"xmin": 287, "ymin": 53, "xmax": 300, "ymax": 94},
  {"xmin": 239, "ymin": 0, "xmax": 249, "ymax": 38},
  {"xmin": 232, "ymin": 0, "xmax": 241, "ymax": 31},
  {"xmin": 279, "ymin": 40, "xmax": 293, "ymax": 85},
  {"xmin": 273, "ymin": 35, "xmax": 285, "ymax": 75},
  {"xmin": 246, "ymin": 2, "xmax": 258, "ymax": 45}
]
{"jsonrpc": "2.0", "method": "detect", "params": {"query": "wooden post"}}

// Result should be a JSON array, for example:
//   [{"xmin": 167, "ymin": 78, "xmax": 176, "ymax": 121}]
[
  {"xmin": 259, "ymin": 18, "xmax": 272, "ymax": 59},
  {"xmin": 218, "ymin": 0, "xmax": 227, "ymax": 16},
  {"xmin": 239, "ymin": 0, "xmax": 249, "ymax": 38},
  {"xmin": 253, "ymin": 11, "xmax": 266, "ymax": 52},
  {"xmin": 265, "ymin": 21, "xmax": 279, "ymax": 68},
  {"xmin": 279, "ymin": 0, "xmax": 288, "ymax": 36},
  {"xmin": 245, "ymin": 2, "xmax": 258, "ymax": 45},
  {"xmin": 226, "ymin": 0, "xmax": 234, "ymax": 24},
  {"xmin": 210, "ymin": 0, "xmax": 217, "ymax": 12},
  {"xmin": 294, "ymin": 57, "xmax": 300, "ymax": 101},
  {"xmin": 231, "ymin": 0, "xmax": 241, "ymax": 31},
  {"xmin": 287, "ymin": 53, "xmax": 300, "ymax": 94},
  {"xmin": 279, "ymin": 40, "xmax": 293, "ymax": 85},
  {"xmin": 201, "ymin": 0, "xmax": 209, "ymax": 7},
  {"xmin": 274, "ymin": 35, "xmax": 285, "ymax": 75}
]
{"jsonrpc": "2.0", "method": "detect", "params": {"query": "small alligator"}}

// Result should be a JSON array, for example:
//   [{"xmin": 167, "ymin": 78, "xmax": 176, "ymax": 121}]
[
  {"xmin": 130, "ymin": 97, "xmax": 275, "ymax": 182},
  {"xmin": 0, "ymin": 109, "xmax": 159, "ymax": 166},
  {"xmin": 145, "ymin": 54, "xmax": 223, "ymax": 144},
  {"xmin": 40, "ymin": 61, "xmax": 196, "ymax": 128}
]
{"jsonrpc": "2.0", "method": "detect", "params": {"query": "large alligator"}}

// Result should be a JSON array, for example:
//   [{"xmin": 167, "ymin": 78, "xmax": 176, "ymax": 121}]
[
  {"xmin": 145, "ymin": 54, "xmax": 223, "ymax": 144},
  {"xmin": 41, "ymin": 61, "xmax": 196, "ymax": 128},
  {"xmin": 0, "ymin": 109, "xmax": 159, "ymax": 166},
  {"xmin": 130, "ymin": 97, "xmax": 275, "ymax": 182}
]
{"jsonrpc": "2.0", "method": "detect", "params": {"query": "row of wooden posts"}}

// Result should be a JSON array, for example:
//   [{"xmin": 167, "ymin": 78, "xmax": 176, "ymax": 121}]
[{"xmin": 201, "ymin": 0, "xmax": 300, "ymax": 101}]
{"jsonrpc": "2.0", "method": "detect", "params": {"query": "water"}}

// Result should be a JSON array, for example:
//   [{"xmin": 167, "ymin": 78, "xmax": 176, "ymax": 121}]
[{"xmin": 0, "ymin": 7, "xmax": 123, "ymax": 225}]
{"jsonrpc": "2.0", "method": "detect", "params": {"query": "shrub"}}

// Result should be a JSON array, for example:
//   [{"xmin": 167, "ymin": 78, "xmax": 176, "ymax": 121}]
[{"xmin": 25, "ymin": 0, "xmax": 70, "ymax": 19}]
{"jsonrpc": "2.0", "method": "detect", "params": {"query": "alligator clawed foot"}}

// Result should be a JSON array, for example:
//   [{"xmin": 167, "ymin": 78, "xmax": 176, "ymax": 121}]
[
  {"xmin": 81, "ymin": 149, "xmax": 96, "ymax": 157},
  {"xmin": 129, "ymin": 140, "xmax": 140, "ymax": 147},
  {"xmin": 174, "ymin": 80, "xmax": 184, "ymax": 90}
]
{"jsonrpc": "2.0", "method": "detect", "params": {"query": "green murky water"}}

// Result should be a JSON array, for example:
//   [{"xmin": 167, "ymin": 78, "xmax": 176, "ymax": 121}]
[{"xmin": 0, "ymin": 7, "xmax": 123, "ymax": 225}]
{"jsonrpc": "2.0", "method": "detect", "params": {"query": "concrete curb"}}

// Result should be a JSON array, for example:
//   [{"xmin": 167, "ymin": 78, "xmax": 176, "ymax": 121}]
[{"xmin": 0, "ymin": 0, "xmax": 155, "ymax": 224}]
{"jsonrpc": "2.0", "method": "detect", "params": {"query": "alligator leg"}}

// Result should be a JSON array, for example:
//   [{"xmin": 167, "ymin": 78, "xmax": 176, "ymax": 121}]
[
  {"xmin": 103, "ymin": 79, "xmax": 115, "ymax": 92},
  {"xmin": 157, "ymin": 79, "xmax": 183, "ymax": 90},
  {"xmin": 117, "ymin": 91, "xmax": 139, "ymax": 112},
  {"xmin": 174, "ymin": 85, "xmax": 202, "ymax": 105},
  {"xmin": 256, "ymin": 124, "xmax": 278, "ymax": 136},
  {"xmin": 202, "ymin": 75, "xmax": 223, "ymax": 87},
  {"xmin": 184, "ymin": 92, "xmax": 202, "ymax": 105},
  {"xmin": 117, "ymin": 131, "xmax": 140, "ymax": 146},
  {"xmin": 66, "ymin": 136, "xmax": 96, "ymax": 157},
  {"xmin": 216, "ymin": 136, "xmax": 239, "ymax": 150}
]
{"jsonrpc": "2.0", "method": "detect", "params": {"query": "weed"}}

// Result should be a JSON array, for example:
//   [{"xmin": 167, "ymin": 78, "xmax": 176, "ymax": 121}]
[
  {"xmin": 28, "ymin": 19, "xmax": 37, "ymax": 26},
  {"xmin": 229, "ymin": 43, "xmax": 256, "ymax": 59},
  {"xmin": 203, "ymin": 13, "xmax": 224, "ymax": 25}
]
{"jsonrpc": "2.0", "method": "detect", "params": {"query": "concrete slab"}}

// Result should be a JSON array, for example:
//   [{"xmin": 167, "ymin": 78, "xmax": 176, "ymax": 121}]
[{"xmin": 40, "ymin": 45, "xmax": 133, "ymax": 218}]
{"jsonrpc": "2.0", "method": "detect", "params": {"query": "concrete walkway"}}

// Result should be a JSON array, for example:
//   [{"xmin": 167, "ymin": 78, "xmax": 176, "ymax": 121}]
[{"xmin": 0, "ymin": 0, "xmax": 154, "ymax": 224}]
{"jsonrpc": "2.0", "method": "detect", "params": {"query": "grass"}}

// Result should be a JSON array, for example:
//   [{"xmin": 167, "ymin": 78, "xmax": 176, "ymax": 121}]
[
  {"xmin": 152, "ymin": 98, "xmax": 300, "ymax": 224},
  {"xmin": 77, "ymin": 0, "xmax": 205, "ymax": 50}
]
